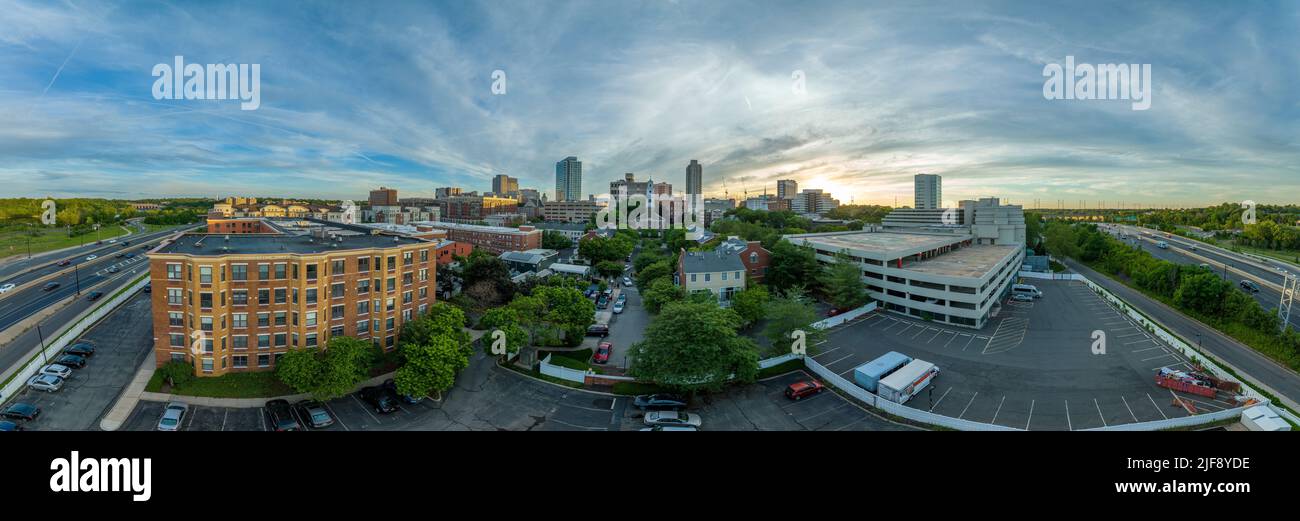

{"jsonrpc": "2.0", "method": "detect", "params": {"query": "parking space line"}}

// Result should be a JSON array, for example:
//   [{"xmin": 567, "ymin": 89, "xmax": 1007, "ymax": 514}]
[
  {"xmin": 957, "ymin": 392, "xmax": 979, "ymax": 419},
  {"xmin": 943, "ymin": 333, "xmax": 959, "ymax": 348},
  {"xmin": 323, "ymin": 402, "xmax": 351, "ymax": 430},
  {"xmin": 990, "ymin": 395, "xmax": 1005, "ymax": 424},
  {"xmin": 1025, "ymin": 400, "xmax": 1035, "ymax": 430},
  {"xmin": 796, "ymin": 402, "xmax": 851, "ymax": 423},
  {"xmin": 961, "ymin": 335, "xmax": 976, "ymax": 351},
  {"xmin": 824, "ymin": 353, "xmax": 854, "ymax": 368},
  {"xmin": 927, "ymin": 329, "xmax": 946, "ymax": 344},
  {"xmin": 548, "ymin": 417, "xmax": 607, "ymax": 431},
  {"xmin": 895, "ymin": 323, "xmax": 915, "ymax": 335},
  {"xmin": 812, "ymin": 345, "xmax": 843, "ymax": 359},
  {"xmin": 880, "ymin": 320, "xmax": 902, "ymax": 332},
  {"xmin": 1094, "ymin": 398, "xmax": 1107, "ymax": 427},
  {"xmin": 928, "ymin": 387, "xmax": 952, "ymax": 412},
  {"xmin": 1116, "ymin": 332, "xmax": 1146, "ymax": 338},
  {"xmin": 1131, "ymin": 346, "xmax": 1162, "ymax": 353},
  {"xmin": 910, "ymin": 326, "xmax": 930, "ymax": 340},
  {"xmin": 351, "ymin": 394, "xmax": 382, "ymax": 423},
  {"xmin": 1141, "ymin": 352, "xmax": 1177, "ymax": 362},
  {"xmin": 220, "ymin": 409, "xmax": 228, "ymax": 431},
  {"xmin": 1065, "ymin": 400, "xmax": 1072, "ymax": 431},
  {"xmin": 258, "ymin": 408, "xmax": 267, "ymax": 431},
  {"xmin": 558, "ymin": 402, "xmax": 611, "ymax": 413}
]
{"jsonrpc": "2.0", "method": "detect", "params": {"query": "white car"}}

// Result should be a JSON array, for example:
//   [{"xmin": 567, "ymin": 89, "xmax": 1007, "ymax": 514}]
[
  {"xmin": 38, "ymin": 364, "xmax": 72, "ymax": 379},
  {"xmin": 85, "ymin": 254, "xmax": 98, "ymax": 261},
  {"xmin": 0, "ymin": 283, "xmax": 15, "ymax": 294},
  {"xmin": 27, "ymin": 374, "xmax": 64, "ymax": 393},
  {"xmin": 157, "ymin": 402, "xmax": 189, "ymax": 432},
  {"xmin": 644, "ymin": 410, "xmax": 702, "ymax": 428},
  {"xmin": 612, "ymin": 301, "xmax": 625, "ymax": 314},
  {"xmin": 108, "ymin": 239, "xmax": 116, "ymax": 243},
  {"xmin": 622, "ymin": 276, "xmax": 633, "ymax": 287}
]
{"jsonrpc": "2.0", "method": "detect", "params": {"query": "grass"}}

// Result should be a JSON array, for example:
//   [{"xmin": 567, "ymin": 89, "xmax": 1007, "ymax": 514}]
[
  {"xmin": 539, "ymin": 348, "xmax": 595, "ymax": 372},
  {"xmin": 757, "ymin": 358, "xmax": 804, "ymax": 379},
  {"xmin": 611, "ymin": 381, "xmax": 669, "ymax": 395},
  {"xmin": 0, "ymin": 224, "xmax": 130, "ymax": 260},
  {"xmin": 146, "ymin": 369, "xmax": 296, "ymax": 398},
  {"xmin": 1227, "ymin": 242, "xmax": 1300, "ymax": 266},
  {"xmin": 499, "ymin": 362, "xmax": 584, "ymax": 389}
]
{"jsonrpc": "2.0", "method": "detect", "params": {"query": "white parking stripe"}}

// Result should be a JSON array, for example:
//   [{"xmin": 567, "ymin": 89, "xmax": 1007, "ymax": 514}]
[
  {"xmin": 824, "ymin": 353, "xmax": 855, "ymax": 367},
  {"xmin": 1065, "ymin": 400, "xmax": 1072, "ymax": 431},
  {"xmin": 1121, "ymin": 396, "xmax": 1138, "ymax": 423},
  {"xmin": 1132, "ymin": 346, "xmax": 1162, "ymax": 353},
  {"xmin": 929, "ymin": 387, "xmax": 952, "ymax": 411},
  {"xmin": 1141, "ymin": 352, "xmax": 1178, "ymax": 362},
  {"xmin": 958, "ymin": 392, "xmax": 979, "ymax": 419},
  {"xmin": 812, "ymin": 345, "xmax": 843, "ymax": 359},
  {"xmin": 1146, "ymin": 393, "xmax": 1169, "ymax": 419},
  {"xmin": 324, "ymin": 402, "xmax": 351, "ymax": 431},
  {"xmin": 1025, "ymin": 400, "xmax": 1035, "ymax": 430},
  {"xmin": 990, "ymin": 395, "xmax": 1006, "ymax": 425},
  {"xmin": 1094, "ymin": 398, "xmax": 1107, "ymax": 427},
  {"xmin": 943, "ymin": 333, "xmax": 959, "ymax": 348}
]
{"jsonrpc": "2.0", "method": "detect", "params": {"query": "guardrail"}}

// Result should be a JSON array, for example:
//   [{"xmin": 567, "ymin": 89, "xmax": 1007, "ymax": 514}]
[{"xmin": 0, "ymin": 274, "xmax": 149, "ymax": 402}]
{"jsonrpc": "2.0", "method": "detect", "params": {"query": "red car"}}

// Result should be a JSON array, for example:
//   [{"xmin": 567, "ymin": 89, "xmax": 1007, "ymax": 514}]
[
  {"xmin": 784, "ymin": 379, "xmax": 825, "ymax": 400},
  {"xmin": 593, "ymin": 342, "xmax": 612, "ymax": 364},
  {"xmin": 58, "ymin": 259, "xmax": 71, "ymax": 266}
]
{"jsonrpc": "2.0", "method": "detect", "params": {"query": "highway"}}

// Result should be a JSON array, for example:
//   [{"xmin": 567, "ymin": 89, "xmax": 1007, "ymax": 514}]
[
  {"xmin": 1103, "ymin": 224, "xmax": 1299, "ymax": 332},
  {"xmin": 0, "ymin": 219, "xmax": 146, "ymax": 281}
]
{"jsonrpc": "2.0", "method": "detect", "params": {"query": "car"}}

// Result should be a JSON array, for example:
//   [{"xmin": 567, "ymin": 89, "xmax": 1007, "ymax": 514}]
[
  {"xmin": 632, "ymin": 394, "xmax": 688, "ymax": 410},
  {"xmin": 596, "ymin": 296, "xmax": 609, "ymax": 309},
  {"xmin": 85, "ymin": 254, "xmax": 97, "ymax": 260},
  {"xmin": 1011, "ymin": 293, "xmax": 1034, "ymax": 302},
  {"xmin": 623, "ymin": 276, "xmax": 632, "ymax": 287},
  {"xmin": 359, "ymin": 386, "xmax": 398, "ymax": 413},
  {"xmin": 114, "ymin": 252, "xmax": 125, "ymax": 258},
  {"xmin": 612, "ymin": 301, "xmax": 625, "ymax": 314},
  {"xmin": 639, "ymin": 425, "xmax": 698, "ymax": 431},
  {"xmin": 27, "ymin": 374, "xmax": 64, "ymax": 392},
  {"xmin": 602, "ymin": 287, "xmax": 613, "ymax": 297},
  {"xmin": 122, "ymin": 240, "xmax": 130, "ymax": 246},
  {"xmin": 107, "ymin": 239, "xmax": 117, "ymax": 244},
  {"xmin": 584, "ymin": 284, "xmax": 600, "ymax": 298},
  {"xmin": 1198, "ymin": 263, "xmax": 1210, "ymax": 269},
  {"xmin": 156, "ymin": 402, "xmax": 189, "ymax": 431},
  {"xmin": 784, "ymin": 379, "xmax": 826, "ymax": 400},
  {"xmin": 294, "ymin": 401, "xmax": 335, "ymax": 428},
  {"xmin": 55, "ymin": 354, "xmax": 86, "ymax": 368},
  {"xmin": 86, "ymin": 291, "xmax": 104, "ymax": 302},
  {"xmin": 617, "ymin": 292, "xmax": 627, "ymax": 302},
  {"xmin": 265, "ymin": 399, "xmax": 302, "ymax": 431},
  {"xmin": 57, "ymin": 259, "xmax": 71, "ymax": 266},
  {"xmin": 0, "ymin": 420, "xmax": 22, "ymax": 431},
  {"xmin": 0, "ymin": 283, "xmax": 14, "ymax": 294},
  {"xmin": 586, "ymin": 324, "xmax": 609, "ymax": 337},
  {"xmin": 593, "ymin": 342, "xmax": 612, "ymax": 364},
  {"xmin": 42, "ymin": 282, "xmax": 60, "ymax": 291},
  {"xmin": 1, "ymin": 403, "xmax": 40, "ymax": 421},
  {"xmin": 107, "ymin": 266, "xmax": 120, "ymax": 273},
  {"xmin": 1240, "ymin": 279, "xmax": 1260, "ymax": 293},
  {"xmin": 382, "ymin": 378, "xmax": 424, "ymax": 404},
  {"xmin": 1189, "ymin": 245, "xmax": 1197, "ymax": 251},
  {"xmin": 38, "ymin": 364, "xmax": 72, "ymax": 379},
  {"xmin": 143, "ymin": 283, "xmax": 152, "ymax": 293},
  {"xmin": 125, "ymin": 253, "xmax": 135, "ymax": 258},
  {"xmin": 64, "ymin": 342, "xmax": 96, "ymax": 357},
  {"xmin": 643, "ymin": 410, "xmax": 702, "ymax": 428},
  {"xmin": 95, "ymin": 240, "xmax": 103, "ymax": 245}
]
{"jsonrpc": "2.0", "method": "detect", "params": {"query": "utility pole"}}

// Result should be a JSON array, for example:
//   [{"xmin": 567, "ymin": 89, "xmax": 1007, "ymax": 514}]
[{"xmin": 36, "ymin": 323, "xmax": 49, "ymax": 365}]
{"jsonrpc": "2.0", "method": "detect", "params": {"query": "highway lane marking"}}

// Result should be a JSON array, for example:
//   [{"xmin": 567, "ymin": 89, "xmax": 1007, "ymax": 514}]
[
  {"xmin": 990, "ymin": 395, "xmax": 1006, "ymax": 425},
  {"xmin": 928, "ymin": 386, "xmax": 952, "ymax": 412},
  {"xmin": 957, "ymin": 392, "xmax": 979, "ymax": 419},
  {"xmin": 1094, "ymin": 398, "xmax": 1107, "ymax": 427}
]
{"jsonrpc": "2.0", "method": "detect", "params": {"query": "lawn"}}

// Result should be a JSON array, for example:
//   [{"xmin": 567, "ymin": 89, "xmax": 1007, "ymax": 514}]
[
  {"xmin": 146, "ymin": 370, "xmax": 297, "ymax": 398},
  {"xmin": 0, "ymin": 224, "xmax": 131, "ymax": 260},
  {"xmin": 540, "ymin": 348, "xmax": 594, "ymax": 371}
]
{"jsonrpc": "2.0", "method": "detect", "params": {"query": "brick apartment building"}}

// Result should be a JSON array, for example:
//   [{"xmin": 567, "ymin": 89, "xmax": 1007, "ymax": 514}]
[
  {"xmin": 413, "ymin": 221, "xmax": 541, "ymax": 254},
  {"xmin": 147, "ymin": 219, "xmax": 437, "ymax": 376}
]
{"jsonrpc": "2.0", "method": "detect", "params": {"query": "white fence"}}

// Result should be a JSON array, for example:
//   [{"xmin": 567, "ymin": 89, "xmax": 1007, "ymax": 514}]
[
  {"xmin": 1, "ymin": 275, "xmax": 148, "ymax": 403},
  {"xmin": 538, "ymin": 354, "xmax": 588, "ymax": 384},
  {"xmin": 1080, "ymin": 403, "xmax": 1254, "ymax": 431},
  {"xmin": 758, "ymin": 353, "xmax": 801, "ymax": 370},
  {"xmin": 1017, "ymin": 270, "xmax": 1082, "ymax": 281},
  {"xmin": 810, "ymin": 302, "xmax": 878, "ymax": 330}
]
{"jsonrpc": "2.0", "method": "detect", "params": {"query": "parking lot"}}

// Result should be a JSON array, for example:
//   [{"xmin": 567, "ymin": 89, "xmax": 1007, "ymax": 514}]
[
  {"xmin": 810, "ymin": 279, "xmax": 1241, "ymax": 430},
  {"xmin": 2, "ymin": 292, "xmax": 154, "ymax": 431},
  {"xmin": 687, "ymin": 371, "xmax": 916, "ymax": 431}
]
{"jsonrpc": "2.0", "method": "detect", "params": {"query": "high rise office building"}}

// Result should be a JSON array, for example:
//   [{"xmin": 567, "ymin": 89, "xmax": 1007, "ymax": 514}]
[
  {"xmin": 686, "ymin": 160, "xmax": 703, "ymax": 197},
  {"xmin": 491, "ymin": 174, "xmax": 518, "ymax": 196},
  {"xmin": 914, "ymin": 173, "xmax": 942, "ymax": 210},
  {"xmin": 777, "ymin": 179, "xmax": 798, "ymax": 199},
  {"xmin": 555, "ymin": 156, "xmax": 582, "ymax": 202},
  {"xmin": 369, "ymin": 186, "xmax": 398, "ymax": 207}
]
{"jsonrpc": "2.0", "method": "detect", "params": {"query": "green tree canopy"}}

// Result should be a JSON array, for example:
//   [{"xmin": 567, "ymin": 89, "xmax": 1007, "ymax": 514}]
[{"xmin": 629, "ymin": 300, "xmax": 759, "ymax": 393}]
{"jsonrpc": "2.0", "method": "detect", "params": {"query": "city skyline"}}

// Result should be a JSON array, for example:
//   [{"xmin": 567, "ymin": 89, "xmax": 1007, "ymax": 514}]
[{"xmin": 1, "ymin": 1, "xmax": 1297, "ymax": 206}]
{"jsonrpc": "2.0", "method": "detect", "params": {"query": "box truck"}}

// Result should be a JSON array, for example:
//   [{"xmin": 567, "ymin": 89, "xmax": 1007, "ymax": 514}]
[
  {"xmin": 877, "ymin": 359, "xmax": 940, "ymax": 405},
  {"xmin": 852, "ymin": 351, "xmax": 912, "ymax": 393}
]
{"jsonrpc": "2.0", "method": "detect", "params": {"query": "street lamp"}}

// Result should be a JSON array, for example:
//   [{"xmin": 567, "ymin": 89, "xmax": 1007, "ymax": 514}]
[{"xmin": 36, "ymin": 323, "xmax": 49, "ymax": 365}]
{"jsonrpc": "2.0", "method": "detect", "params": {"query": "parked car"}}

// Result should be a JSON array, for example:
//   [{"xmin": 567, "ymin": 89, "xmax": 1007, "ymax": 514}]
[
  {"xmin": 57, "ymin": 259, "xmax": 71, "ymax": 266},
  {"xmin": 593, "ymin": 342, "xmax": 612, "ymax": 364},
  {"xmin": 85, "ymin": 254, "xmax": 97, "ymax": 261},
  {"xmin": 643, "ymin": 410, "xmax": 702, "ymax": 428},
  {"xmin": 55, "ymin": 354, "xmax": 87, "ymax": 369},
  {"xmin": 42, "ymin": 282, "xmax": 60, "ymax": 291},
  {"xmin": 612, "ymin": 301, "xmax": 625, "ymax": 314},
  {"xmin": 784, "ymin": 379, "xmax": 826, "ymax": 401},
  {"xmin": 1, "ymin": 403, "xmax": 40, "ymax": 421},
  {"xmin": 38, "ymin": 364, "xmax": 72, "ymax": 379},
  {"xmin": 86, "ymin": 291, "xmax": 104, "ymax": 302},
  {"xmin": 265, "ymin": 399, "xmax": 302, "ymax": 431},
  {"xmin": 622, "ymin": 276, "xmax": 633, "ymax": 287},
  {"xmin": 0, "ymin": 420, "xmax": 21, "ymax": 431},
  {"xmin": 382, "ymin": 379, "xmax": 424, "ymax": 404},
  {"xmin": 632, "ymin": 394, "xmax": 688, "ymax": 410},
  {"xmin": 359, "ymin": 386, "xmax": 398, "ymax": 414},
  {"xmin": 1240, "ymin": 279, "xmax": 1260, "ymax": 293},
  {"xmin": 294, "ymin": 401, "xmax": 335, "ymax": 428},
  {"xmin": 156, "ymin": 402, "xmax": 189, "ymax": 431},
  {"xmin": 596, "ymin": 296, "xmax": 609, "ymax": 309},
  {"xmin": 27, "ymin": 374, "xmax": 64, "ymax": 393},
  {"xmin": 0, "ymin": 283, "xmax": 14, "ymax": 294},
  {"xmin": 584, "ymin": 284, "xmax": 600, "ymax": 298},
  {"xmin": 602, "ymin": 287, "xmax": 613, "ymax": 297},
  {"xmin": 64, "ymin": 342, "xmax": 96, "ymax": 357},
  {"xmin": 639, "ymin": 425, "xmax": 698, "ymax": 431},
  {"xmin": 143, "ymin": 283, "xmax": 151, "ymax": 293},
  {"xmin": 586, "ymin": 324, "xmax": 609, "ymax": 337},
  {"xmin": 1011, "ymin": 293, "xmax": 1034, "ymax": 302}
]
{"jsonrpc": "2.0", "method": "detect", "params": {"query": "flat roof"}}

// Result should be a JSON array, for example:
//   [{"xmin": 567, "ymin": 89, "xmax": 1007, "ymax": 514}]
[
  {"xmin": 788, "ymin": 230, "xmax": 969, "ymax": 259},
  {"xmin": 906, "ymin": 244, "xmax": 1020, "ymax": 278},
  {"xmin": 412, "ymin": 221, "xmax": 538, "ymax": 235},
  {"xmin": 155, "ymin": 231, "xmax": 424, "ymax": 256}
]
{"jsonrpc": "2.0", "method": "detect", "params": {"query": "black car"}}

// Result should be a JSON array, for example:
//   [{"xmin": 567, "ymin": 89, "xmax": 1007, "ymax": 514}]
[
  {"xmin": 1240, "ymin": 279, "xmax": 1261, "ymax": 293},
  {"xmin": 596, "ymin": 296, "xmax": 609, "ymax": 309},
  {"xmin": 586, "ymin": 324, "xmax": 609, "ymax": 337},
  {"xmin": 43, "ymin": 282, "xmax": 60, "ymax": 291},
  {"xmin": 359, "ymin": 386, "xmax": 398, "ymax": 414},
  {"xmin": 265, "ymin": 399, "xmax": 301, "ymax": 431},
  {"xmin": 0, "ymin": 420, "xmax": 21, "ymax": 431},
  {"xmin": 86, "ymin": 291, "xmax": 104, "ymax": 301},
  {"xmin": 55, "ymin": 354, "xmax": 87, "ymax": 368},
  {"xmin": 64, "ymin": 342, "xmax": 96, "ymax": 357},
  {"xmin": 125, "ymin": 253, "xmax": 135, "ymax": 258},
  {"xmin": 293, "ymin": 401, "xmax": 335, "ymax": 428},
  {"xmin": 115, "ymin": 252, "xmax": 125, "ymax": 258},
  {"xmin": 143, "ymin": 283, "xmax": 152, "ymax": 293},
  {"xmin": 632, "ymin": 394, "xmax": 688, "ymax": 411},
  {"xmin": 1, "ymin": 403, "xmax": 41, "ymax": 421},
  {"xmin": 382, "ymin": 379, "xmax": 423, "ymax": 404}
]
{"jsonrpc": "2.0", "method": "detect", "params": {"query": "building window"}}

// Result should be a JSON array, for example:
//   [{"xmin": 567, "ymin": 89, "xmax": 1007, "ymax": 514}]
[
  {"xmin": 704, "ymin": 273, "xmax": 710, "ymax": 282},
  {"xmin": 257, "ymin": 354, "xmax": 270, "ymax": 367},
  {"xmin": 274, "ymin": 311, "xmax": 286, "ymax": 326},
  {"xmin": 305, "ymin": 263, "xmax": 318, "ymax": 280},
  {"xmin": 169, "ymin": 334, "xmax": 185, "ymax": 347},
  {"xmin": 419, "ymin": 268, "xmax": 428, "ymax": 282},
  {"xmin": 386, "ymin": 298, "xmax": 395, "ymax": 312},
  {"xmin": 356, "ymin": 320, "xmax": 368, "ymax": 334},
  {"xmin": 232, "ymin": 335, "xmax": 248, "ymax": 350},
  {"xmin": 258, "ymin": 264, "xmax": 270, "ymax": 280},
  {"xmin": 690, "ymin": 274, "xmax": 696, "ymax": 283},
  {"xmin": 232, "ymin": 290, "xmax": 248, "ymax": 306},
  {"xmin": 332, "ymin": 305, "xmax": 345, "ymax": 320},
  {"xmin": 231, "ymin": 264, "xmax": 247, "ymax": 281},
  {"xmin": 258, "ymin": 288, "xmax": 269, "ymax": 305},
  {"xmin": 332, "ymin": 259, "xmax": 345, "ymax": 275},
  {"xmin": 387, "ymin": 255, "xmax": 396, "ymax": 271},
  {"xmin": 305, "ymin": 311, "xmax": 317, "ymax": 327},
  {"xmin": 274, "ymin": 288, "xmax": 287, "ymax": 304},
  {"xmin": 403, "ymin": 273, "xmax": 413, "ymax": 286},
  {"xmin": 387, "ymin": 277, "xmax": 396, "ymax": 292},
  {"xmin": 201, "ymin": 358, "xmax": 214, "ymax": 373},
  {"xmin": 721, "ymin": 272, "xmax": 727, "ymax": 281},
  {"xmin": 306, "ymin": 333, "xmax": 318, "ymax": 347},
  {"xmin": 166, "ymin": 264, "xmax": 182, "ymax": 280},
  {"xmin": 274, "ymin": 333, "xmax": 287, "ymax": 347},
  {"xmin": 419, "ymin": 249, "xmax": 429, "ymax": 262},
  {"xmin": 358, "ymin": 257, "xmax": 370, "ymax": 272},
  {"xmin": 356, "ymin": 300, "xmax": 370, "ymax": 315},
  {"xmin": 274, "ymin": 263, "xmax": 287, "ymax": 279},
  {"xmin": 233, "ymin": 355, "xmax": 247, "ymax": 368},
  {"xmin": 232, "ymin": 313, "xmax": 247, "ymax": 328},
  {"xmin": 199, "ymin": 292, "xmax": 212, "ymax": 309},
  {"xmin": 168, "ymin": 312, "xmax": 183, "ymax": 327},
  {"xmin": 167, "ymin": 288, "xmax": 183, "ymax": 305},
  {"xmin": 199, "ymin": 266, "xmax": 212, "ymax": 284},
  {"xmin": 749, "ymin": 252, "xmax": 758, "ymax": 264},
  {"xmin": 306, "ymin": 288, "xmax": 318, "ymax": 305},
  {"xmin": 331, "ymin": 283, "xmax": 345, "ymax": 298},
  {"xmin": 357, "ymin": 279, "xmax": 370, "ymax": 294},
  {"xmin": 200, "ymin": 316, "xmax": 213, "ymax": 331}
]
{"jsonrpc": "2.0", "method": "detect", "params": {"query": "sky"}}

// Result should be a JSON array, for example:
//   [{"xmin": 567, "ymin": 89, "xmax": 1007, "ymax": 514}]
[{"xmin": 0, "ymin": 0, "xmax": 1297, "ymax": 208}]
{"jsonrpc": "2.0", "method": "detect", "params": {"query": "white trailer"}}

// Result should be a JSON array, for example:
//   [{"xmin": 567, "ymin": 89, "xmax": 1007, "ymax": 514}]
[{"xmin": 876, "ymin": 360, "xmax": 939, "ymax": 405}]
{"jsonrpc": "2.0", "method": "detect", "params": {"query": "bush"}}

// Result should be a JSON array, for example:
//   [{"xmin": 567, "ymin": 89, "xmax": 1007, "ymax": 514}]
[{"xmin": 159, "ymin": 361, "xmax": 195, "ymax": 388}]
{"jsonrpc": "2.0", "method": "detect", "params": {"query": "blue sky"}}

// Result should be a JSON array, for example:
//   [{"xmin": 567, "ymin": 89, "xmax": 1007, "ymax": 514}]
[{"xmin": 1, "ymin": 0, "xmax": 1297, "ymax": 207}]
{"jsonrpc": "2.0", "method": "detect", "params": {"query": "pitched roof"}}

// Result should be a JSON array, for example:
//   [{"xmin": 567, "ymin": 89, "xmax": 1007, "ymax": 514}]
[{"xmin": 680, "ymin": 249, "xmax": 744, "ymax": 273}]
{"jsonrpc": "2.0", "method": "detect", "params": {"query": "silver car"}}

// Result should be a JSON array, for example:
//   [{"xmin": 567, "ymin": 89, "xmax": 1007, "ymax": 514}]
[
  {"xmin": 38, "ymin": 363, "xmax": 72, "ymax": 379},
  {"xmin": 644, "ymin": 410, "xmax": 702, "ymax": 428},
  {"xmin": 157, "ymin": 402, "xmax": 189, "ymax": 431},
  {"xmin": 26, "ymin": 374, "xmax": 64, "ymax": 392}
]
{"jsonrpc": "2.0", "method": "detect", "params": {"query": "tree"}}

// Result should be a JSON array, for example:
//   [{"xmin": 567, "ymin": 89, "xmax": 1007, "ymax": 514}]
[
  {"xmin": 312, "ymin": 336, "xmax": 378, "ymax": 400},
  {"xmin": 275, "ymin": 348, "xmax": 323, "ymax": 393},
  {"xmin": 541, "ymin": 230, "xmax": 573, "ymax": 250},
  {"xmin": 595, "ymin": 260, "xmax": 624, "ymax": 279},
  {"xmin": 642, "ymin": 278, "xmax": 685, "ymax": 314},
  {"xmin": 1173, "ymin": 272, "xmax": 1229, "ymax": 316},
  {"xmin": 401, "ymin": 302, "xmax": 471, "ymax": 357},
  {"xmin": 534, "ymin": 284, "xmax": 596, "ymax": 344},
  {"xmin": 1043, "ymin": 222, "xmax": 1080, "ymax": 259},
  {"xmin": 766, "ymin": 240, "xmax": 820, "ymax": 292},
  {"xmin": 763, "ymin": 290, "xmax": 827, "ymax": 356},
  {"xmin": 460, "ymin": 250, "xmax": 513, "ymax": 306},
  {"xmin": 629, "ymin": 300, "xmax": 759, "ymax": 393},
  {"xmin": 636, "ymin": 259, "xmax": 674, "ymax": 288},
  {"xmin": 395, "ymin": 336, "xmax": 470, "ymax": 398},
  {"xmin": 478, "ymin": 307, "xmax": 530, "ymax": 354},
  {"xmin": 730, "ymin": 285, "xmax": 770, "ymax": 327},
  {"xmin": 820, "ymin": 253, "xmax": 868, "ymax": 310}
]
